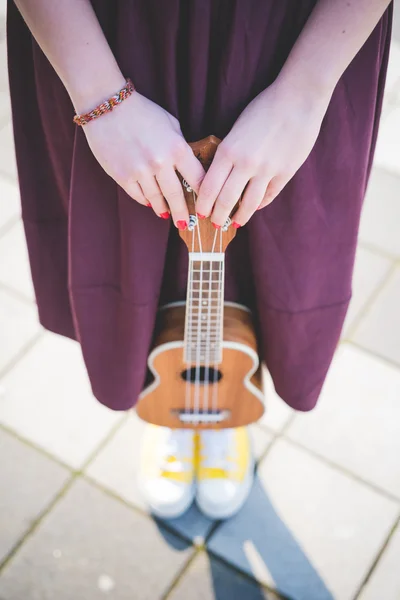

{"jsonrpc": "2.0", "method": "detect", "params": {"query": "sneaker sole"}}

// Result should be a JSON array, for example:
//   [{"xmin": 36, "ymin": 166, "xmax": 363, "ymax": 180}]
[
  {"xmin": 144, "ymin": 484, "xmax": 196, "ymax": 520},
  {"xmin": 195, "ymin": 459, "xmax": 254, "ymax": 520}
]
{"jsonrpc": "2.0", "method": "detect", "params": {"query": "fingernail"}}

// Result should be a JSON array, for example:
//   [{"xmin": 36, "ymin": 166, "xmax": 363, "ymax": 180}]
[
  {"xmin": 160, "ymin": 212, "xmax": 170, "ymax": 219},
  {"xmin": 232, "ymin": 222, "xmax": 241, "ymax": 229},
  {"xmin": 212, "ymin": 223, "xmax": 221, "ymax": 230},
  {"xmin": 197, "ymin": 213, "xmax": 207, "ymax": 219},
  {"xmin": 146, "ymin": 202, "xmax": 152, "ymax": 208},
  {"xmin": 176, "ymin": 220, "xmax": 187, "ymax": 230}
]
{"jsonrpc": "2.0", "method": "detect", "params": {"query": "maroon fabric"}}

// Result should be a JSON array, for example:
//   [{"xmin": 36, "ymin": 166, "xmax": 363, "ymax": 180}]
[{"xmin": 6, "ymin": 0, "xmax": 393, "ymax": 411}]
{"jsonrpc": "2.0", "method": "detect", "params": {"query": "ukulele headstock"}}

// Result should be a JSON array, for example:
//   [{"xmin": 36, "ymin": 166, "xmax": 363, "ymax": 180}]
[{"xmin": 177, "ymin": 135, "xmax": 240, "ymax": 254}]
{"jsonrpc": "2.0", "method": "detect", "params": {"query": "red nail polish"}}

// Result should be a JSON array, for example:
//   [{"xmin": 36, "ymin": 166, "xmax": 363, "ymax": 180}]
[
  {"xmin": 146, "ymin": 202, "xmax": 152, "ymax": 207},
  {"xmin": 160, "ymin": 212, "xmax": 170, "ymax": 219},
  {"xmin": 232, "ymin": 222, "xmax": 241, "ymax": 229},
  {"xmin": 212, "ymin": 223, "xmax": 221, "ymax": 230},
  {"xmin": 197, "ymin": 213, "xmax": 207, "ymax": 219},
  {"xmin": 177, "ymin": 220, "xmax": 187, "ymax": 230}
]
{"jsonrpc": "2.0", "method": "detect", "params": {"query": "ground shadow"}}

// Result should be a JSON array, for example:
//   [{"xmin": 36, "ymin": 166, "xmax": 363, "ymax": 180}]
[{"xmin": 154, "ymin": 473, "xmax": 335, "ymax": 600}]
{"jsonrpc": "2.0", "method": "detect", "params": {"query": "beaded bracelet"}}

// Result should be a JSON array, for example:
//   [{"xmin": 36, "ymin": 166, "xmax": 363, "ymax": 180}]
[{"xmin": 73, "ymin": 78, "xmax": 135, "ymax": 126}]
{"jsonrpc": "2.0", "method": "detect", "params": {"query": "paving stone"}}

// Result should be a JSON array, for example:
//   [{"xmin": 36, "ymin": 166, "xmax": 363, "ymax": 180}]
[
  {"xmin": 353, "ymin": 266, "xmax": 400, "ymax": 367},
  {"xmin": 360, "ymin": 166, "xmax": 400, "ymax": 257},
  {"xmin": 0, "ymin": 331, "xmax": 123, "ymax": 468},
  {"xmin": 0, "ymin": 39, "xmax": 8, "ymax": 96},
  {"xmin": 169, "ymin": 552, "xmax": 279, "ymax": 600},
  {"xmin": 87, "ymin": 411, "xmax": 273, "ymax": 543},
  {"xmin": 0, "ymin": 122, "xmax": 17, "ymax": 181},
  {"xmin": 0, "ymin": 427, "xmax": 70, "ymax": 564},
  {"xmin": 208, "ymin": 439, "xmax": 398, "ymax": 600},
  {"xmin": 384, "ymin": 40, "xmax": 400, "ymax": 102},
  {"xmin": 86, "ymin": 412, "xmax": 214, "ymax": 543},
  {"xmin": 342, "ymin": 246, "xmax": 393, "ymax": 336},
  {"xmin": 259, "ymin": 367, "xmax": 293, "ymax": 433},
  {"xmin": 0, "ymin": 288, "xmax": 39, "ymax": 373},
  {"xmin": 358, "ymin": 523, "xmax": 400, "ymax": 600},
  {"xmin": 286, "ymin": 345, "xmax": 400, "ymax": 498},
  {"xmin": 0, "ymin": 178, "xmax": 20, "ymax": 230},
  {"xmin": 0, "ymin": 220, "xmax": 35, "ymax": 301},
  {"xmin": 249, "ymin": 424, "xmax": 273, "ymax": 463},
  {"xmin": 373, "ymin": 106, "xmax": 400, "ymax": 176},
  {"xmin": 0, "ymin": 478, "xmax": 193, "ymax": 600}
]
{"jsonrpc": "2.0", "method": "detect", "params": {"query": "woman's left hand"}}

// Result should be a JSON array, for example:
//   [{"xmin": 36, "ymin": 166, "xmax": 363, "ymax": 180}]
[{"xmin": 195, "ymin": 80, "xmax": 330, "ymax": 228}]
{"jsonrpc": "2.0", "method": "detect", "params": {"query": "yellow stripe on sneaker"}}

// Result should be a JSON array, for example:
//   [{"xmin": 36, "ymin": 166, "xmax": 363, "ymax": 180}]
[{"xmin": 197, "ymin": 427, "xmax": 251, "ymax": 482}]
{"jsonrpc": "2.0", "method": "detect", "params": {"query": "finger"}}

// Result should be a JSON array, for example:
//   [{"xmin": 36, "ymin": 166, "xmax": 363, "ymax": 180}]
[
  {"xmin": 122, "ymin": 180, "xmax": 149, "ymax": 207},
  {"xmin": 231, "ymin": 175, "xmax": 270, "ymax": 226},
  {"xmin": 156, "ymin": 166, "xmax": 190, "ymax": 229},
  {"xmin": 257, "ymin": 175, "xmax": 287, "ymax": 210},
  {"xmin": 195, "ymin": 148, "xmax": 233, "ymax": 218},
  {"xmin": 211, "ymin": 167, "xmax": 250, "ymax": 228},
  {"xmin": 175, "ymin": 146, "xmax": 206, "ymax": 196},
  {"xmin": 138, "ymin": 172, "xmax": 170, "ymax": 218}
]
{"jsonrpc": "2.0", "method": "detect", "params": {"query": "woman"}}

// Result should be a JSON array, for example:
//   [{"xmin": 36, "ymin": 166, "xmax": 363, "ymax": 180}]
[{"xmin": 8, "ymin": 0, "xmax": 393, "ymax": 519}]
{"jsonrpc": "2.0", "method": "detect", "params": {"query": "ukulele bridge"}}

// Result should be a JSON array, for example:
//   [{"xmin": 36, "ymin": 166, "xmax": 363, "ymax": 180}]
[{"xmin": 171, "ymin": 409, "xmax": 231, "ymax": 424}]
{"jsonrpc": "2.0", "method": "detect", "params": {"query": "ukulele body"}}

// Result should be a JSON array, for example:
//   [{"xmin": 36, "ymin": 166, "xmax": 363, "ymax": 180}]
[{"xmin": 136, "ymin": 301, "xmax": 265, "ymax": 429}]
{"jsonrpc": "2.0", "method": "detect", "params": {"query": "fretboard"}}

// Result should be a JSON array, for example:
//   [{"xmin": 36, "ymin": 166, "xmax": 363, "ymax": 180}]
[{"xmin": 183, "ymin": 252, "xmax": 224, "ymax": 365}]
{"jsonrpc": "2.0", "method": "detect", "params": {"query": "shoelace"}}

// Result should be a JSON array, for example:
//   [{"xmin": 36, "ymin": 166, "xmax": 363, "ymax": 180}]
[
  {"xmin": 200, "ymin": 430, "xmax": 236, "ymax": 472},
  {"xmin": 159, "ymin": 429, "xmax": 193, "ymax": 473}
]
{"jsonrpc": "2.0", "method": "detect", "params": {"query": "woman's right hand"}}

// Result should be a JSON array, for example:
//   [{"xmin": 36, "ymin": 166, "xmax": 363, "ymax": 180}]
[{"xmin": 82, "ymin": 88, "xmax": 206, "ymax": 229}]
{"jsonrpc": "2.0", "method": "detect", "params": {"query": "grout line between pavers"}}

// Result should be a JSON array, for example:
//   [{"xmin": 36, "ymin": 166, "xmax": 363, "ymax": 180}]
[
  {"xmin": 0, "ymin": 280, "xmax": 36, "ymax": 307},
  {"xmin": 357, "ymin": 238, "xmax": 399, "ymax": 263},
  {"xmin": 352, "ymin": 512, "xmax": 400, "ymax": 600},
  {"xmin": 0, "ymin": 413, "xmax": 136, "ymax": 575},
  {"xmin": 204, "ymin": 548, "xmax": 292, "ymax": 600},
  {"xmin": 161, "ymin": 548, "xmax": 202, "ymax": 600},
  {"xmin": 79, "ymin": 411, "xmax": 129, "ymax": 473},
  {"xmin": 344, "ymin": 338, "xmax": 400, "ymax": 372},
  {"xmin": 82, "ymin": 471, "xmax": 199, "ymax": 548},
  {"xmin": 162, "ymin": 548, "xmax": 289, "ymax": 600},
  {"xmin": 281, "ymin": 435, "xmax": 400, "ymax": 505},
  {"xmin": 345, "ymin": 262, "xmax": 399, "ymax": 340},
  {"xmin": 0, "ymin": 213, "xmax": 20, "ymax": 239},
  {"xmin": 0, "ymin": 422, "xmax": 74, "ymax": 473},
  {"xmin": 0, "ymin": 470, "xmax": 79, "ymax": 574},
  {"xmin": 0, "ymin": 328, "xmax": 44, "ymax": 380}
]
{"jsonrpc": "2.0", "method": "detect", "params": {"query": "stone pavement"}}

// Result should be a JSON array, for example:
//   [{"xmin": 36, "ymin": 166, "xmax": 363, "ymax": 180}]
[{"xmin": 0, "ymin": 4, "xmax": 400, "ymax": 600}]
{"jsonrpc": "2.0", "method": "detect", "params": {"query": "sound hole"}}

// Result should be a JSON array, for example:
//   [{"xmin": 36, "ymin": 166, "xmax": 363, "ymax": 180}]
[{"xmin": 181, "ymin": 366, "xmax": 222, "ymax": 384}]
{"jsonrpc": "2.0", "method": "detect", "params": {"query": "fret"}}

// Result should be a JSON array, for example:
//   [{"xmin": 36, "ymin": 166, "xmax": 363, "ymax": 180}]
[{"xmin": 184, "ymin": 253, "xmax": 225, "ymax": 363}]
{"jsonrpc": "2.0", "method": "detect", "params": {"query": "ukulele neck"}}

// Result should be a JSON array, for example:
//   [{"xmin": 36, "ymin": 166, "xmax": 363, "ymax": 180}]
[{"xmin": 183, "ymin": 252, "xmax": 225, "ymax": 365}]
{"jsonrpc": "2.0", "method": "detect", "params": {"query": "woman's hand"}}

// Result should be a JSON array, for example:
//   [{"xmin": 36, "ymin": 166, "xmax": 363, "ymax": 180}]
[
  {"xmin": 195, "ymin": 81, "xmax": 330, "ymax": 228},
  {"xmin": 83, "ymin": 89, "xmax": 206, "ymax": 229}
]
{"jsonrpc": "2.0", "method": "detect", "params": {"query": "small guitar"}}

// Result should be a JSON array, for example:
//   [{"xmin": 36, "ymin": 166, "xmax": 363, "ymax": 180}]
[{"xmin": 136, "ymin": 135, "xmax": 265, "ymax": 429}]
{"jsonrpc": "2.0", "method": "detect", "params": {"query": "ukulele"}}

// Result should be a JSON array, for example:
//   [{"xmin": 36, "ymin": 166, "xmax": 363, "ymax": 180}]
[{"xmin": 136, "ymin": 135, "xmax": 265, "ymax": 429}]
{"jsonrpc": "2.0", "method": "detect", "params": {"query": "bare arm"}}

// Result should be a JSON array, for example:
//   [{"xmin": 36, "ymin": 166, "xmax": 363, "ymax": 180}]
[
  {"xmin": 279, "ymin": 0, "xmax": 393, "ymax": 98},
  {"xmin": 196, "ymin": 0, "xmax": 393, "ymax": 226},
  {"xmin": 13, "ymin": 0, "xmax": 206, "ymax": 227},
  {"xmin": 13, "ymin": 0, "xmax": 125, "ymax": 113}
]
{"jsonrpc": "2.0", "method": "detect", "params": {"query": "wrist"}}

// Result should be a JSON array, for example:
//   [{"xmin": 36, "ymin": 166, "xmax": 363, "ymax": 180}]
[
  {"xmin": 66, "ymin": 66, "xmax": 127, "ymax": 115},
  {"xmin": 273, "ymin": 58, "xmax": 337, "ymax": 111}
]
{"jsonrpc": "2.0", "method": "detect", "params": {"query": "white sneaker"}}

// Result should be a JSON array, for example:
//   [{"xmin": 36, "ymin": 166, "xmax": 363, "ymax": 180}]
[
  {"xmin": 138, "ymin": 425, "xmax": 196, "ymax": 519},
  {"xmin": 196, "ymin": 427, "xmax": 254, "ymax": 519}
]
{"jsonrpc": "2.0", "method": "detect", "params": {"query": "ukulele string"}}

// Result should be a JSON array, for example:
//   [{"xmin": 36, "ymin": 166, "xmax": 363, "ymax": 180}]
[
  {"xmin": 183, "ymin": 182, "xmax": 197, "ymax": 420},
  {"xmin": 210, "ymin": 229, "xmax": 221, "ymax": 416},
  {"xmin": 184, "ymin": 216, "xmax": 196, "ymax": 419},
  {"xmin": 193, "ymin": 218, "xmax": 204, "ymax": 421},
  {"xmin": 204, "ymin": 228, "xmax": 219, "ymax": 420}
]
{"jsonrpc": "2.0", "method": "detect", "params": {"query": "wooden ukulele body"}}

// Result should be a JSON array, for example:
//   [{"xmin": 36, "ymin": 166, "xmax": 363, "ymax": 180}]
[
  {"xmin": 136, "ymin": 302, "xmax": 265, "ymax": 429},
  {"xmin": 136, "ymin": 135, "xmax": 265, "ymax": 429}
]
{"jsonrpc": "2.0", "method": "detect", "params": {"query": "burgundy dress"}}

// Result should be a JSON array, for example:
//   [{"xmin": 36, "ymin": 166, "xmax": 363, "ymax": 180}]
[{"xmin": 6, "ymin": 1, "xmax": 393, "ymax": 411}]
